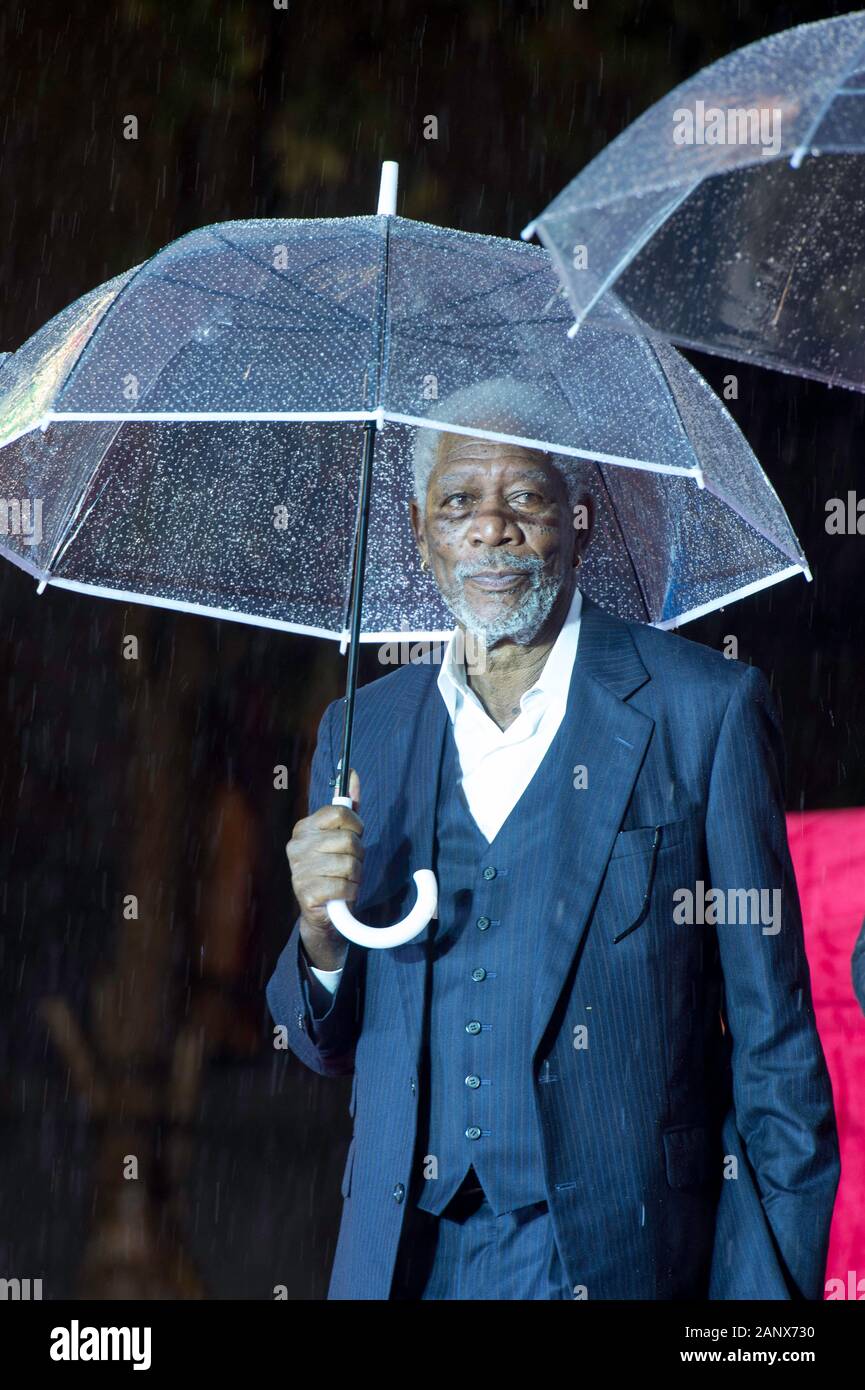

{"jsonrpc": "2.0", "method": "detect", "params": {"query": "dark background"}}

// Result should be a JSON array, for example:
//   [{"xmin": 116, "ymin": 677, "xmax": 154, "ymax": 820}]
[{"xmin": 0, "ymin": 0, "xmax": 861, "ymax": 1299}]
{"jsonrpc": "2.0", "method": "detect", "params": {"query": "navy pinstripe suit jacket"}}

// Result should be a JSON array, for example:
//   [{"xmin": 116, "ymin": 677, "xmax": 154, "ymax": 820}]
[{"xmin": 266, "ymin": 593, "xmax": 840, "ymax": 1300}]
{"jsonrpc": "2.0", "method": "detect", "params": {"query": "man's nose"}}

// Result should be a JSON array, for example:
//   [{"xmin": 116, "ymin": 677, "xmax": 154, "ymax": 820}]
[{"xmin": 469, "ymin": 498, "xmax": 522, "ymax": 545}]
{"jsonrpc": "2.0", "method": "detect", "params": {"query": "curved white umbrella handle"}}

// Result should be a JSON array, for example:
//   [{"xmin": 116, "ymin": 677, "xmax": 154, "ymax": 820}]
[{"xmin": 326, "ymin": 795, "xmax": 437, "ymax": 949}]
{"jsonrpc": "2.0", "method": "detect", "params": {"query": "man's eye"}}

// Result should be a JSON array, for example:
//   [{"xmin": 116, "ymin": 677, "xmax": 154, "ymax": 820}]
[{"xmin": 439, "ymin": 490, "xmax": 547, "ymax": 509}]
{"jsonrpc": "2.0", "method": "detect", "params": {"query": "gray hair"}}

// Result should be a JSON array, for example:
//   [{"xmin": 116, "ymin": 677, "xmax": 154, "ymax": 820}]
[{"xmin": 411, "ymin": 375, "xmax": 598, "ymax": 512}]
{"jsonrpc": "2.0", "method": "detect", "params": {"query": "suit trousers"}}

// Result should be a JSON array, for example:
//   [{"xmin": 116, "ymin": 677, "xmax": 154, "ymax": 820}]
[{"xmin": 390, "ymin": 1174, "xmax": 573, "ymax": 1300}]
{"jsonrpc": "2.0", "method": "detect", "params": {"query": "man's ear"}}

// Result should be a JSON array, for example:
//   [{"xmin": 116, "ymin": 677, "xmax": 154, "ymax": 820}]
[{"xmin": 409, "ymin": 497, "xmax": 427, "ymax": 565}]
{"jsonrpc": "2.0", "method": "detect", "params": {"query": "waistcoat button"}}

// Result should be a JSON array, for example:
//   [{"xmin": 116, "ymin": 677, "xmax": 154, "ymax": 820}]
[
  {"xmin": 465, "ymin": 1126, "xmax": 482, "ymax": 1141},
  {"xmin": 471, "ymin": 967, "xmax": 486, "ymax": 981},
  {"xmin": 393, "ymin": 1183, "xmax": 405, "ymax": 1203},
  {"xmin": 465, "ymin": 1074, "xmax": 481, "ymax": 1089},
  {"xmin": 475, "ymin": 917, "xmax": 491, "ymax": 931},
  {"xmin": 482, "ymin": 866, "xmax": 497, "ymax": 880},
  {"xmin": 465, "ymin": 1020, "xmax": 482, "ymax": 1035}
]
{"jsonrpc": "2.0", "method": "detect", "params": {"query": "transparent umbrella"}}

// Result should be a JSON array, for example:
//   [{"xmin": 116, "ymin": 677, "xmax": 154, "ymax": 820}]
[
  {"xmin": 0, "ymin": 164, "xmax": 808, "ymax": 946},
  {"xmin": 523, "ymin": 10, "xmax": 865, "ymax": 392}
]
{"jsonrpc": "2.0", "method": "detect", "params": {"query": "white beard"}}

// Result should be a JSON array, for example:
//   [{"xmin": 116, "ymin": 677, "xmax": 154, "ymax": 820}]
[{"xmin": 438, "ymin": 554, "xmax": 569, "ymax": 647}]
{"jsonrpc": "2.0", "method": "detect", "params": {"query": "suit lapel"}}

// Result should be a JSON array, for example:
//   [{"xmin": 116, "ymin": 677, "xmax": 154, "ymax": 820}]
[{"xmin": 529, "ymin": 595, "xmax": 653, "ymax": 1054}]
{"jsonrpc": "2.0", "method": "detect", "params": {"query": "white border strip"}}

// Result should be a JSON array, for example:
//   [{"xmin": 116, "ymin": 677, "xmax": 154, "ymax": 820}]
[
  {"xmin": 46, "ymin": 410, "xmax": 378, "ymax": 424},
  {"xmin": 383, "ymin": 412, "xmax": 699, "ymax": 477},
  {"xmin": 9, "ymin": 409, "xmax": 702, "ymax": 478},
  {"xmin": 19, "ymin": 564, "xmax": 808, "ymax": 638},
  {"xmin": 27, "ymin": 572, "xmax": 455, "ymax": 642},
  {"xmin": 654, "ymin": 564, "xmax": 810, "ymax": 630}
]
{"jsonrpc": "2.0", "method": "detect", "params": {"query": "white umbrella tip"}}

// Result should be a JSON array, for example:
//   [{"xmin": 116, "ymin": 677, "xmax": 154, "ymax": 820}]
[{"xmin": 377, "ymin": 162, "xmax": 399, "ymax": 215}]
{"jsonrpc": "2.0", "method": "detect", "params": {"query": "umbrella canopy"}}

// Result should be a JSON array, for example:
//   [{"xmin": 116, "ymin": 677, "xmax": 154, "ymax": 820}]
[
  {"xmin": 523, "ymin": 10, "xmax": 865, "ymax": 392},
  {"xmin": 0, "ymin": 171, "xmax": 812, "ymax": 948},
  {"xmin": 0, "ymin": 211, "xmax": 807, "ymax": 636}
]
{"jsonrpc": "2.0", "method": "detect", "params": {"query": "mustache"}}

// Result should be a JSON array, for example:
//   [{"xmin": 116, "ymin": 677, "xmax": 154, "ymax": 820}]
[{"xmin": 452, "ymin": 553, "xmax": 545, "ymax": 579}]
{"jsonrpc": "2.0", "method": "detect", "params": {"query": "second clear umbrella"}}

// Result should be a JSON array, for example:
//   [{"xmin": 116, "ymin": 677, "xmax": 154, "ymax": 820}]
[{"xmin": 524, "ymin": 10, "xmax": 865, "ymax": 392}]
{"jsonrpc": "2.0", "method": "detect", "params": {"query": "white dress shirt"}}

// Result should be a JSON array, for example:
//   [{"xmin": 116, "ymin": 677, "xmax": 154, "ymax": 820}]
[{"xmin": 307, "ymin": 583, "xmax": 584, "ymax": 996}]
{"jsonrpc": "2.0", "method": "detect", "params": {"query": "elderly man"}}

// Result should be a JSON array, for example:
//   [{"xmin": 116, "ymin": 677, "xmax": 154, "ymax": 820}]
[{"xmin": 267, "ymin": 381, "xmax": 839, "ymax": 1301}]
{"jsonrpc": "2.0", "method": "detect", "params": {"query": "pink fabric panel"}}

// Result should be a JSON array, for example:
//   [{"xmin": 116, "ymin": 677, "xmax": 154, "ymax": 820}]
[{"xmin": 786, "ymin": 808, "xmax": 865, "ymax": 1299}]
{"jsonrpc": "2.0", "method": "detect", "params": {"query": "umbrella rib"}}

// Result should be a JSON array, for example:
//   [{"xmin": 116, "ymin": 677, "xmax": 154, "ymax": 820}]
[
  {"xmin": 590, "ymin": 461, "xmax": 652, "ymax": 623},
  {"xmin": 789, "ymin": 34, "xmax": 865, "ymax": 165},
  {"xmin": 427, "ymin": 261, "xmax": 540, "ymax": 315},
  {"xmin": 553, "ymin": 184, "xmax": 695, "ymax": 333},
  {"xmin": 55, "ymin": 261, "xmax": 150, "ymax": 404},
  {"xmin": 42, "ymin": 422, "xmax": 127, "ymax": 578},
  {"xmin": 48, "ymin": 472, "xmax": 116, "ymax": 573},
  {"xmin": 648, "ymin": 340, "xmax": 805, "ymax": 563},
  {"xmin": 58, "ymin": 246, "xmax": 383, "ymax": 422},
  {"xmin": 389, "ymin": 311, "xmax": 571, "ymax": 353},
  {"xmin": 697, "ymin": 474, "xmax": 804, "ymax": 566},
  {"xmin": 54, "ymin": 256, "xmax": 301, "ymax": 572},
  {"xmin": 200, "ymin": 225, "xmax": 382, "ymax": 337},
  {"xmin": 146, "ymin": 259, "xmax": 376, "ymax": 337}
]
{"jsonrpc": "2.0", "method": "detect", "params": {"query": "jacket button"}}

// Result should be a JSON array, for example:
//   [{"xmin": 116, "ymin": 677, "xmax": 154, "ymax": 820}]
[
  {"xmin": 393, "ymin": 1183, "xmax": 405, "ymax": 1203},
  {"xmin": 482, "ymin": 866, "xmax": 497, "ymax": 880},
  {"xmin": 465, "ymin": 1074, "xmax": 481, "ymax": 1089},
  {"xmin": 465, "ymin": 1020, "xmax": 482, "ymax": 1035},
  {"xmin": 471, "ymin": 967, "xmax": 486, "ymax": 981},
  {"xmin": 410, "ymin": 1078, "xmax": 417, "ymax": 1095},
  {"xmin": 465, "ymin": 1126, "xmax": 482, "ymax": 1141},
  {"xmin": 475, "ymin": 917, "xmax": 491, "ymax": 932},
  {"xmin": 295, "ymin": 1010, "xmax": 305, "ymax": 1032}
]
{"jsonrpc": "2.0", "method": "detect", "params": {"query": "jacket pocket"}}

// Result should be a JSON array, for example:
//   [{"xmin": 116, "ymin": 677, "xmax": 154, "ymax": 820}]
[
  {"xmin": 609, "ymin": 818, "xmax": 687, "ymax": 860},
  {"xmin": 340, "ymin": 1136, "xmax": 356, "ymax": 1199},
  {"xmin": 662, "ymin": 1124, "xmax": 715, "ymax": 1190},
  {"xmin": 606, "ymin": 828, "xmax": 663, "ymax": 942}
]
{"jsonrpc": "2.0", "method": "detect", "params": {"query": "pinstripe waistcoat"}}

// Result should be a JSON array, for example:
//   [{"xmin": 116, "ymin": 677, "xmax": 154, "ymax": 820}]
[{"xmin": 414, "ymin": 723, "xmax": 548, "ymax": 1215}]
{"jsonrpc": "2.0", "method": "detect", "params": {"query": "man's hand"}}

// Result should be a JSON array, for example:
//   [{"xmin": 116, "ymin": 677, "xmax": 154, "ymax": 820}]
[{"xmin": 287, "ymin": 768, "xmax": 362, "ymax": 971}]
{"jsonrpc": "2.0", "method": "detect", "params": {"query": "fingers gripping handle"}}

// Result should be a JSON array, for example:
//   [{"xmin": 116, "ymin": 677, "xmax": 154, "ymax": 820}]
[{"xmin": 326, "ymin": 794, "xmax": 438, "ymax": 948}]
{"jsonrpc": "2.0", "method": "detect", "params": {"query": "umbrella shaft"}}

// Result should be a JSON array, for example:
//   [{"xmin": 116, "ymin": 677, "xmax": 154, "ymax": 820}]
[{"xmin": 337, "ymin": 418, "xmax": 376, "ymax": 799}]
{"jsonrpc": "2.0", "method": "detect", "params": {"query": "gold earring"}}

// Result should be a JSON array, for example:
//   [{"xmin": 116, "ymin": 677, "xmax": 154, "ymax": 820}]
[
  {"xmin": 574, "ymin": 554, "xmax": 582, "ymax": 570},
  {"xmin": 420, "ymin": 557, "xmax": 429, "ymax": 572}
]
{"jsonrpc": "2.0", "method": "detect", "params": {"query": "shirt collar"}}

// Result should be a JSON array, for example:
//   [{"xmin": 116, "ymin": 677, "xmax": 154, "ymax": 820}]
[{"xmin": 437, "ymin": 581, "xmax": 583, "ymax": 725}]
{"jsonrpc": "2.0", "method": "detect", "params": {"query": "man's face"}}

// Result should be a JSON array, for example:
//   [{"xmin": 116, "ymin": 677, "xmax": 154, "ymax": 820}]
[{"xmin": 409, "ymin": 434, "xmax": 591, "ymax": 646}]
